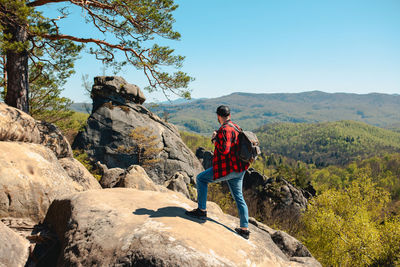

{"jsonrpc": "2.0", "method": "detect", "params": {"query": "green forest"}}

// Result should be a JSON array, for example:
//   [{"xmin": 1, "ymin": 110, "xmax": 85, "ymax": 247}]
[{"xmin": 255, "ymin": 120, "xmax": 400, "ymax": 167}]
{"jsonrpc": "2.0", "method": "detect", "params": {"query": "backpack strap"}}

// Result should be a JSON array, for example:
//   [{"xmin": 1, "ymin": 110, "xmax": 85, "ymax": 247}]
[{"xmin": 228, "ymin": 122, "xmax": 242, "ymax": 133}]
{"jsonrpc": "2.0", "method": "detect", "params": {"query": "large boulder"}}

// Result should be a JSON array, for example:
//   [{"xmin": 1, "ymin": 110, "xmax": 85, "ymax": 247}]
[
  {"xmin": 164, "ymin": 172, "xmax": 191, "ymax": 199},
  {"xmin": 58, "ymin": 157, "xmax": 101, "ymax": 190},
  {"xmin": 0, "ymin": 103, "xmax": 72, "ymax": 158},
  {"xmin": 271, "ymin": 231, "xmax": 312, "ymax": 258},
  {"xmin": 99, "ymin": 164, "xmax": 163, "ymax": 192},
  {"xmin": 264, "ymin": 177, "xmax": 308, "ymax": 216},
  {"xmin": 118, "ymin": 165, "xmax": 161, "ymax": 191},
  {"xmin": 0, "ymin": 142, "xmax": 83, "ymax": 222},
  {"xmin": 44, "ymin": 188, "xmax": 320, "ymax": 267},
  {"xmin": 99, "ymin": 167, "xmax": 127, "ymax": 188},
  {"xmin": 91, "ymin": 76, "xmax": 146, "ymax": 107},
  {"xmin": 73, "ymin": 76, "xmax": 203, "ymax": 184},
  {"xmin": 0, "ymin": 221, "xmax": 30, "ymax": 267}
]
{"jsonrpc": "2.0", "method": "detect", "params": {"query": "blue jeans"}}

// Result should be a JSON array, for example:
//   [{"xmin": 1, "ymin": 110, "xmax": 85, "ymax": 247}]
[{"xmin": 196, "ymin": 167, "xmax": 249, "ymax": 228}]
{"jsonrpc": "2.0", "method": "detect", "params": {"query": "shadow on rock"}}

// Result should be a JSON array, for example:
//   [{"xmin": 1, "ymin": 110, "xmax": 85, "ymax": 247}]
[{"xmin": 133, "ymin": 206, "xmax": 236, "ymax": 234}]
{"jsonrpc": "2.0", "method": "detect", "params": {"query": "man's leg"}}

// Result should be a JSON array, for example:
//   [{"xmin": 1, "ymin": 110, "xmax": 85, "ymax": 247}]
[
  {"xmin": 185, "ymin": 167, "xmax": 214, "ymax": 219},
  {"xmin": 196, "ymin": 167, "xmax": 214, "ymax": 210},
  {"xmin": 226, "ymin": 172, "xmax": 249, "ymax": 229}
]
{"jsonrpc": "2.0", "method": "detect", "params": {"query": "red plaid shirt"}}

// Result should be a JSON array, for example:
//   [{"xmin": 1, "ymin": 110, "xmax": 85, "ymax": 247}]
[{"xmin": 212, "ymin": 120, "xmax": 249, "ymax": 180}]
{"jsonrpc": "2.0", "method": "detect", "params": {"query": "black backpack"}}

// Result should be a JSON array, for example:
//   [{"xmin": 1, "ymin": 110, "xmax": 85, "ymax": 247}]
[{"xmin": 228, "ymin": 123, "xmax": 261, "ymax": 163}]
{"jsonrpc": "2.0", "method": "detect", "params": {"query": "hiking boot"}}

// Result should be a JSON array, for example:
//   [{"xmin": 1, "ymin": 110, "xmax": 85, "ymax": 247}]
[
  {"xmin": 235, "ymin": 228, "xmax": 250, "ymax": 240},
  {"xmin": 185, "ymin": 208, "xmax": 207, "ymax": 220}
]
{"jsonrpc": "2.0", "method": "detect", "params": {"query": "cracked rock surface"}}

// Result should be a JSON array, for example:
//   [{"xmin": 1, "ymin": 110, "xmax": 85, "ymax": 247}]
[
  {"xmin": 0, "ymin": 142, "xmax": 85, "ymax": 222},
  {"xmin": 0, "ymin": 221, "xmax": 30, "ymax": 267},
  {"xmin": 44, "ymin": 188, "xmax": 321, "ymax": 267}
]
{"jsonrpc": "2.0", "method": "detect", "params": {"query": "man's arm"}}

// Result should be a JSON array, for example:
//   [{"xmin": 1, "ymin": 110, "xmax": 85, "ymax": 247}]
[{"xmin": 214, "ymin": 128, "xmax": 233, "ymax": 155}]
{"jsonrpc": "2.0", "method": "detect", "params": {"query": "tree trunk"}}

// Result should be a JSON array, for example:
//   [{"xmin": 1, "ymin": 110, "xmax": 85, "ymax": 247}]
[{"xmin": 4, "ymin": 22, "xmax": 29, "ymax": 113}]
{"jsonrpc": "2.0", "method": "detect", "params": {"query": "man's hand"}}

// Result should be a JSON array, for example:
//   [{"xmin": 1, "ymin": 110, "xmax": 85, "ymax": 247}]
[{"xmin": 211, "ymin": 131, "xmax": 217, "ymax": 144}]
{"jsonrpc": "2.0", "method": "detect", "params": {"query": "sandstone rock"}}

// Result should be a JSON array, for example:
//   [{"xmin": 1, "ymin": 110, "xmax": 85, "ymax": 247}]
[
  {"xmin": 248, "ymin": 217, "xmax": 276, "ymax": 235},
  {"xmin": 243, "ymin": 170, "xmax": 308, "ymax": 221},
  {"xmin": 118, "ymin": 165, "xmax": 160, "ymax": 191},
  {"xmin": 0, "ymin": 142, "xmax": 83, "ymax": 222},
  {"xmin": 273, "ymin": 178, "xmax": 308, "ymax": 213},
  {"xmin": 58, "ymin": 157, "xmax": 101, "ymax": 190},
  {"xmin": 164, "ymin": 172, "xmax": 191, "ymax": 198},
  {"xmin": 0, "ymin": 221, "xmax": 30, "ymax": 267},
  {"xmin": 0, "ymin": 103, "xmax": 72, "ymax": 158},
  {"xmin": 0, "ymin": 103, "xmax": 40, "ymax": 143},
  {"xmin": 99, "ymin": 167, "xmax": 126, "ymax": 188},
  {"xmin": 91, "ymin": 76, "xmax": 146, "ymax": 106},
  {"xmin": 44, "ymin": 188, "xmax": 320, "ymax": 267},
  {"xmin": 271, "ymin": 231, "xmax": 311, "ymax": 258},
  {"xmin": 1, "ymin": 217, "xmax": 36, "ymax": 242},
  {"xmin": 73, "ymin": 76, "xmax": 203, "ymax": 184},
  {"xmin": 36, "ymin": 121, "xmax": 73, "ymax": 158}
]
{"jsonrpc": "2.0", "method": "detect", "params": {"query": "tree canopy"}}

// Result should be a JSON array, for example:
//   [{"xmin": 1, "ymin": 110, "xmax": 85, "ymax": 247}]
[{"xmin": 0, "ymin": 0, "xmax": 192, "ymax": 112}]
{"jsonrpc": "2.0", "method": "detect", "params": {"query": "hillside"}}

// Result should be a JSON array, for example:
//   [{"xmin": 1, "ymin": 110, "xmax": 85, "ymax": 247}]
[
  {"xmin": 255, "ymin": 120, "xmax": 400, "ymax": 167},
  {"xmin": 145, "ymin": 91, "xmax": 400, "ymax": 134}
]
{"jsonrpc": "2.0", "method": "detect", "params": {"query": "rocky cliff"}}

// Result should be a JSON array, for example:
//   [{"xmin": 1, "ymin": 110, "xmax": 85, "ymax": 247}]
[{"xmin": 73, "ymin": 76, "xmax": 203, "ymax": 184}]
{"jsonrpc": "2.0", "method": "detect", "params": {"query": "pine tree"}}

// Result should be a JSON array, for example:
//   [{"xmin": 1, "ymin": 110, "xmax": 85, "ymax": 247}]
[
  {"xmin": 0, "ymin": 0, "xmax": 193, "ymax": 113},
  {"xmin": 118, "ymin": 126, "xmax": 162, "ymax": 168}
]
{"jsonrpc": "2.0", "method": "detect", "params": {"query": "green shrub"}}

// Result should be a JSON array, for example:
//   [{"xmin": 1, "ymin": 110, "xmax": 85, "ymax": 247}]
[
  {"xmin": 300, "ymin": 177, "xmax": 399, "ymax": 266},
  {"xmin": 73, "ymin": 149, "xmax": 102, "ymax": 181}
]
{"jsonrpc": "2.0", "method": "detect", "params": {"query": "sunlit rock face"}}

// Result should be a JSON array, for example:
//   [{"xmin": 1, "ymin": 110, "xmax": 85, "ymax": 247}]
[{"xmin": 44, "ymin": 188, "xmax": 321, "ymax": 267}]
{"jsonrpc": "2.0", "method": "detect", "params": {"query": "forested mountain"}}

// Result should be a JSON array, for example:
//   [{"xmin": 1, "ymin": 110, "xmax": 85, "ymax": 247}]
[
  {"xmin": 255, "ymin": 120, "xmax": 400, "ymax": 167},
  {"xmin": 146, "ymin": 91, "xmax": 400, "ymax": 134}
]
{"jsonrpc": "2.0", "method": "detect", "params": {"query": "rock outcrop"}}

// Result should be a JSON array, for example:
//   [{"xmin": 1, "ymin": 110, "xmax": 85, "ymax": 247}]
[
  {"xmin": 91, "ymin": 76, "xmax": 146, "ymax": 107},
  {"xmin": 99, "ymin": 164, "xmax": 162, "ymax": 191},
  {"xmin": 242, "ymin": 169, "xmax": 308, "ymax": 216},
  {"xmin": 164, "ymin": 172, "xmax": 191, "ymax": 199},
  {"xmin": 0, "ymin": 103, "xmax": 101, "ymax": 222},
  {"xmin": 99, "ymin": 166, "xmax": 126, "ymax": 188},
  {"xmin": 44, "ymin": 188, "xmax": 320, "ymax": 267},
  {"xmin": 0, "ymin": 103, "xmax": 72, "ymax": 158},
  {"xmin": 119, "ymin": 165, "xmax": 161, "ymax": 191},
  {"xmin": 0, "ymin": 221, "xmax": 30, "ymax": 267},
  {"xmin": 262, "ymin": 177, "xmax": 308, "ymax": 217},
  {"xmin": 58, "ymin": 157, "xmax": 102, "ymax": 191},
  {"xmin": 73, "ymin": 76, "xmax": 203, "ymax": 184},
  {"xmin": 0, "ymin": 142, "xmax": 84, "ymax": 222}
]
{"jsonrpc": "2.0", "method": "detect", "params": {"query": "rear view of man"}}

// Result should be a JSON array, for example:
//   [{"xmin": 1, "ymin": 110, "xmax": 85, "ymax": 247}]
[{"xmin": 185, "ymin": 105, "xmax": 251, "ymax": 239}]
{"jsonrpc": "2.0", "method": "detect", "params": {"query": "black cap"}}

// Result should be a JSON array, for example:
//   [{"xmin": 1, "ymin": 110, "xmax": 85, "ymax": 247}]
[{"xmin": 216, "ymin": 105, "xmax": 230, "ymax": 117}]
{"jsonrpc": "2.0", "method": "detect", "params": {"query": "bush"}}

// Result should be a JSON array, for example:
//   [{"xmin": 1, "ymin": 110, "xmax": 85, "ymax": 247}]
[
  {"xmin": 73, "ymin": 150, "xmax": 102, "ymax": 181},
  {"xmin": 300, "ymin": 177, "xmax": 399, "ymax": 266}
]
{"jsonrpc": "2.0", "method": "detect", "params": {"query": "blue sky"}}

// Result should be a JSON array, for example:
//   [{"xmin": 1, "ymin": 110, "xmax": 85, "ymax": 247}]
[{"xmin": 41, "ymin": 0, "xmax": 400, "ymax": 102}]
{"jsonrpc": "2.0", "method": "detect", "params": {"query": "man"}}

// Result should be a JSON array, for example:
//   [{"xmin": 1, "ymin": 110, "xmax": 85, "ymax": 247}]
[{"xmin": 185, "ymin": 105, "xmax": 251, "ymax": 239}]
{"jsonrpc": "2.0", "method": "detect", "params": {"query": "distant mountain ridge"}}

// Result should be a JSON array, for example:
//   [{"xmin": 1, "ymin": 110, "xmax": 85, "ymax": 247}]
[{"xmin": 146, "ymin": 91, "xmax": 400, "ymax": 134}]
